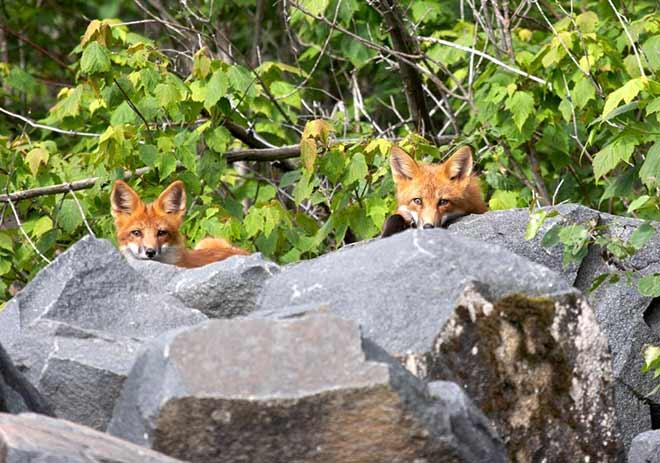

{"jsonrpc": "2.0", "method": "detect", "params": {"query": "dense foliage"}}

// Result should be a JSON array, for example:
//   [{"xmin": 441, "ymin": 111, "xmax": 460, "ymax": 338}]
[{"xmin": 0, "ymin": 0, "xmax": 659, "ymax": 304}]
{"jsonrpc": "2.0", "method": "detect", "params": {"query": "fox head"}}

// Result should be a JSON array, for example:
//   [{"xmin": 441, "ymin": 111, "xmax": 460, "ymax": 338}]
[
  {"xmin": 390, "ymin": 145, "xmax": 487, "ymax": 229},
  {"xmin": 110, "ymin": 180, "xmax": 186, "ymax": 263}
]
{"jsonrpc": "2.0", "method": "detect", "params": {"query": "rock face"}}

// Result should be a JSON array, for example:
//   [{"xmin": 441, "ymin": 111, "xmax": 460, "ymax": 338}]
[
  {"xmin": 0, "ymin": 236, "xmax": 206, "ymax": 431},
  {"xmin": 0, "ymin": 342, "xmax": 53, "ymax": 416},
  {"xmin": 108, "ymin": 315, "xmax": 507, "ymax": 463},
  {"xmin": 253, "ymin": 229, "xmax": 622, "ymax": 462},
  {"xmin": 419, "ymin": 285, "xmax": 619, "ymax": 462},
  {"xmin": 449, "ymin": 206, "xmax": 660, "ymax": 448},
  {"xmin": 629, "ymin": 430, "xmax": 660, "ymax": 463},
  {"xmin": 0, "ymin": 413, "xmax": 183, "ymax": 462},
  {"xmin": 255, "ymin": 228, "xmax": 571, "ymax": 354},
  {"xmin": 129, "ymin": 252, "xmax": 280, "ymax": 318}
]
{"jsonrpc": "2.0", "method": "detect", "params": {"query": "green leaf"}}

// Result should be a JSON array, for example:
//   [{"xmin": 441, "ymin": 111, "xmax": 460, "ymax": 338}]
[
  {"xmin": 593, "ymin": 137, "xmax": 637, "ymax": 179},
  {"xmin": 629, "ymin": 223, "xmax": 656, "ymax": 250},
  {"xmin": 343, "ymin": 153, "xmax": 368, "ymax": 185},
  {"xmin": 32, "ymin": 216, "xmax": 53, "ymax": 238},
  {"xmin": 642, "ymin": 36, "xmax": 660, "ymax": 71},
  {"xmin": 505, "ymin": 91, "xmax": 535, "ymax": 130},
  {"xmin": 155, "ymin": 83, "xmax": 180, "ymax": 107},
  {"xmin": 489, "ymin": 190, "xmax": 519, "ymax": 210},
  {"xmin": 110, "ymin": 101, "xmax": 137, "ymax": 125},
  {"xmin": 301, "ymin": 0, "xmax": 329, "ymax": 17},
  {"xmin": 25, "ymin": 147, "xmax": 49, "ymax": 176},
  {"xmin": 573, "ymin": 78, "xmax": 596, "ymax": 110},
  {"xmin": 156, "ymin": 152, "xmax": 177, "ymax": 179},
  {"xmin": 57, "ymin": 200, "xmax": 83, "ymax": 234},
  {"xmin": 589, "ymin": 273, "xmax": 610, "ymax": 293},
  {"xmin": 139, "ymin": 144, "xmax": 158, "ymax": 166},
  {"xmin": 525, "ymin": 209, "xmax": 559, "ymax": 240},
  {"xmin": 576, "ymin": 11, "xmax": 599, "ymax": 33},
  {"xmin": 628, "ymin": 195, "xmax": 650, "ymax": 213},
  {"xmin": 190, "ymin": 80, "xmax": 207, "ymax": 102},
  {"xmin": 243, "ymin": 207, "xmax": 263, "ymax": 238},
  {"xmin": 541, "ymin": 224, "xmax": 562, "ymax": 248},
  {"xmin": 228, "ymin": 66, "xmax": 255, "ymax": 98},
  {"xmin": 204, "ymin": 70, "xmax": 229, "ymax": 110},
  {"xmin": 0, "ymin": 232, "xmax": 12, "ymax": 251},
  {"xmin": 601, "ymin": 78, "xmax": 646, "ymax": 118},
  {"xmin": 647, "ymin": 97, "xmax": 660, "ymax": 116},
  {"xmin": 639, "ymin": 274, "xmax": 660, "ymax": 297},
  {"xmin": 206, "ymin": 127, "xmax": 231, "ymax": 153},
  {"xmin": 80, "ymin": 42, "xmax": 111, "ymax": 74},
  {"xmin": 640, "ymin": 142, "xmax": 660, "ymax": 188}
]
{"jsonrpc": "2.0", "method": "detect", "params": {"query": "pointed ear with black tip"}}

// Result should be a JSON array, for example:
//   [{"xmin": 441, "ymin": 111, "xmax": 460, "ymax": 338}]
[
  {"xmin": 390, "ymin": 146, "xmax": 419, "ymax": 183},
  {"xmin": 156, "ymin": 180, "xmax": 187, "ymax": 215},
  {"xmin": 381, "ymin": 214, "xmax": 411, "ymax": 238},
  {"xmin": 111, "ymin": 180, "xmax": 143, "ymax": 217},
  {"xmin": 444, "ymin": 146, "xmax": 473, "ymax": 181}
]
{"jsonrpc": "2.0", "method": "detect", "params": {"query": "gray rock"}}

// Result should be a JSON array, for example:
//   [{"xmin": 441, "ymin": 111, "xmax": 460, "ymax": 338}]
[
  {"xmin": 0, "ymin": 413, "xmax": 183, "ymax": 463},
  {"xmin": 108, "ymin": 315, "xmax": 508, "ymax": 463},
  {"xmin": 254, "ymin": 227, "xmax": 571, "ymax": 354},
  {"xmin": 0, "ymin": 342, "xmax": 53, "ymax": 416},
  {"xmin": 128, "ymin": 253, "xmax": 280, "ymax": 318},
  {"xmin": 0, "ymin": 236, "xmax": 207, "ymax": 431},
  {"xmin": 447, "ymin": 204, "xmax": 600, "ymax": 284},
  {"xmin": 406, "ymin": 284, "xmax": 621, "ymax": 462},
  {"xmin": 0, "ymin": 236, "xmax": 207, "ymax": 338},
  {"xmin": 450, "ymin": 205, "xmax": 660, "ymax": 449},
  {"xmin": 629, "ymin": 430, "xmax": 660, "ymax": 463}
]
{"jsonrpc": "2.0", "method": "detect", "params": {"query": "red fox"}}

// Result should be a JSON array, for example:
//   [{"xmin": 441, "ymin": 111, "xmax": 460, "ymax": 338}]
[
  {"xmin": 382, "ymin": 145, "xmax": 487, "ymax": 237},
  {"xmin": 111, "ymin": 180, "xmax": 249, "ymax": 268}
]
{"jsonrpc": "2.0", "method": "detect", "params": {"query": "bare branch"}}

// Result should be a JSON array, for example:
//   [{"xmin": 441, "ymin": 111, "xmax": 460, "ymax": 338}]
[
  {"xmin": 417, "ymin": 36, "xmax": 550, "ymax": 87},
  {"xmin": 371, "ymin": 0, "xmax": 436, "ymax": 138},
  {"xmin": 0, "ymin": 106, "xmax": 100, "ymax": 137}
]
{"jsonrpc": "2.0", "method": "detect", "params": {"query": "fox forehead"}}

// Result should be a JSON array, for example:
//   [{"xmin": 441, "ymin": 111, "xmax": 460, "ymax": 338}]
[
  {"xmin": 397, "ymin": 165, "xmax": 456, "ymax": 200},
  {"xmin": 115, "ymin": 204, "xmax": 179, "ymax": 231}
]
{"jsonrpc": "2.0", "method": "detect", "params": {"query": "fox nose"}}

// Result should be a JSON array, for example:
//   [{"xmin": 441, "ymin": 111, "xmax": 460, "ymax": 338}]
[
  {"xmin": 145, "ymin": 248, "xmax": 157, "ymax": 258},
  {"xmin": 423, "ymin": 223, "xmax": 434, "ymax": 229}
]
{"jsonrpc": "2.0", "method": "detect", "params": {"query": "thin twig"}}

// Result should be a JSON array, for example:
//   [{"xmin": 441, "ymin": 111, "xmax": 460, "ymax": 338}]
[
  {"xmin": 5, "ymin": 196, "xmax": 51, "ymax": 264},
  {"xmin": 606, "ymin": 0, "xmax": 645, "ymax": 78},
  {"xmin": 417, "ymin": 36, "xmax": 549, "ymax": 86},
  {"xmin": 113, "ymin": 78, "xmax": 153, "ymax": 137},
  {"xmin": 68, "ymin": 187, "xmax": 96, "ymax": 237},
  {"xmin": 0, "ymin": 106, "xmax": 100, "ymax": 137}
]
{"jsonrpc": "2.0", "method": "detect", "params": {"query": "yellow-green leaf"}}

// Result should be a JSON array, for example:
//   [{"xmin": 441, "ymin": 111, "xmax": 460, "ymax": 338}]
[{"xmin": 25, "ymin": 147, "xmax": 49, "ymax": 176}]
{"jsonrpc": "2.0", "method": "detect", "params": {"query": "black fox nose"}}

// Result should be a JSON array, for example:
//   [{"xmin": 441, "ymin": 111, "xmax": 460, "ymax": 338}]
[
  {"xmin": 145, "ymin": 248, "xmax": 157, "ymax": 258},
  {"xmin": 423, "ymin": 224, "xmax": 434, "ymax": 229}
]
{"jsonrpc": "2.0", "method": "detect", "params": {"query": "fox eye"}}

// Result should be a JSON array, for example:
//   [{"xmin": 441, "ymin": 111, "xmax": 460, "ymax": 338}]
[
  {"xmin": 157, "ymin": 229, "xmax": 168, "ymax": 237},
  {"xmin": 411, "ymin": 198, "xmax": 423, "ymax": 206},
  {"xmin": 131, "ymin": 229, "xmax": 142, "ymax": 237},
  {"xmin": 438, "ymin": 199, "xmax": 450, "ymax": 207}
]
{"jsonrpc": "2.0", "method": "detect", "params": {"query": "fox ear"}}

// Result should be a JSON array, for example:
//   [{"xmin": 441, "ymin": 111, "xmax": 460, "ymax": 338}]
[
  {"xmin": 111, "ymin": 180, "xmax": 142, "ymax": 217},
  {"xmin": 156, "ymin": 181, "xmax": 186, "ymax": 215},
  {"xmin": 444, "ymin": 146, "xmax": 473, "ymax": 181},
  {"xmin": 390, "ymin": 146, "xmax": 418, "ymax": 182}
]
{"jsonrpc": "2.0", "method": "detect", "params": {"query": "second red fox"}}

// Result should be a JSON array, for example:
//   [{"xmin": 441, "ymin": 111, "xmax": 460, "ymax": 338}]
[
  {"xmin": 111, "ymin": 180, "xmax": 248, "ymax": 268},
  {"xmin": 382, "ymin": 146, "xmax": 488, "ymax": 237}
]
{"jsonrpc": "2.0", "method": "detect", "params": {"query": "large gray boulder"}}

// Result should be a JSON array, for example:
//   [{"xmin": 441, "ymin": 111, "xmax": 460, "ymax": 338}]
[
  {"xmin": 108, "ymin": 315, "xmax": 507, "ymax": 463},
  {"xmin": 255, "ymin": 228, "xmax": 571, "ymax": 354},
  {"xmin": 450, "ymin": 206, "xmax": 660, "ymax": 448},
  {"xmin": 0, "ymin": 342, "xmax": 53, "ymax": 416},
  {"xmin": 629, "ymin": 430, "xmax": 660, "ymax": 463},
  {"xmin": 252, "ymin": 229, "xmax": 622, "ymax": 461},
  {"xmin": 0, "ymin": 413, "xmax": 183, "ymax": 463},
  {"xmin": 0, "ymin": 236, "xmax": 207, "ymax": 431},
  {"xmin": 129, "ymin": 252, "xmax": 280, "ymax": 318}
]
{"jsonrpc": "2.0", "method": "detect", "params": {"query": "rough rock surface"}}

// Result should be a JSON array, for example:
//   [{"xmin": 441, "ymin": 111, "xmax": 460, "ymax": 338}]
[
  {"xmin": 108, "ymin": 315, "xmax": 508, "ymax": 463},
  {"xmin": 413, "ymin": 284, "xmax": 620, "ymax": 462},
  {"xmin": 253, "ymin": 229, "xmax": 622, "ymax": 461},
  {"xmin": 0, "ymin": 236, "xmax": 206, "ymax": 431},
  {"xmin": 450, "ymin": 206, "xmax": 660, "ymax": 448},
  {"xmin": 129, "ymin": 252, "xmax": 280, "ymax": 318},
  {"xmin": 0, "ymin": 342, "xmax": 53, "ymax": 416},
  {"xmin": 254, "ymin": 228, "xmax": 571, "ymax": 354},
  {"xmin": 0, "ymin": 413, "xmax": 183, "ymax": 462},
  {"xmin": 629, "ymin": 430, "xmax": 660, "ymax": 463}
]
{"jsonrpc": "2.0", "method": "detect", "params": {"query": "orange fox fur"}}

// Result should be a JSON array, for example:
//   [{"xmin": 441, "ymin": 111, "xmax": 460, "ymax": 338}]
[
  {"xmin": 386, "ymin": 145, "xmax": 487, "ymax": 233},
  {"xmin": 110, "ymin": 180, "xmax": 248, "ymax": 268}
]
